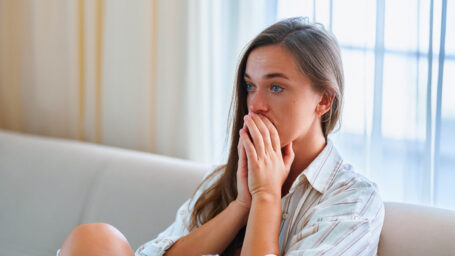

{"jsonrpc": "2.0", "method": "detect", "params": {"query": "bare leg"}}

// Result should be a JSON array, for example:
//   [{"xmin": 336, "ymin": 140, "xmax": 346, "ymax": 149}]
[{"xmin": 59, "ymin": 223, "xmax": 135, "ymax": 256}]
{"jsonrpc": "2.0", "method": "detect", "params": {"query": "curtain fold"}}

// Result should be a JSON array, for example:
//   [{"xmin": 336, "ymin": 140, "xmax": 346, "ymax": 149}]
[
  {"xmin": 0, "ymin": 0, "xmax": 79, "ymax": 138},
  {"xmin": 0, "ymin": 0, "xmax": 276, "ymax": 164},
  {"xmin": 1, "ymin": 0, "xmax": 452, "ymax": 209},
  {"xmin": 0, "ymin": 0, "xmax": 158, "ymax": 151}
]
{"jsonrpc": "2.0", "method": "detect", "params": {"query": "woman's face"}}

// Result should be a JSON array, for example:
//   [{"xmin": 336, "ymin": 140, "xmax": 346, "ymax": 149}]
[{"xmin": 244, "ymin": 44, "xmax": 323, "ymax": 147}]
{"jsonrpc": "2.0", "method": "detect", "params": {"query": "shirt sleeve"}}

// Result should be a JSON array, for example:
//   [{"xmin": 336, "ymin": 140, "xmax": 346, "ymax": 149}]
[
  {"xmin": 135, "ymin": 165, "xmax": 222, "ymax": 256},
  {"xmin": 285, "ymin": 177, "xmax": 385, "ymax": 256}
]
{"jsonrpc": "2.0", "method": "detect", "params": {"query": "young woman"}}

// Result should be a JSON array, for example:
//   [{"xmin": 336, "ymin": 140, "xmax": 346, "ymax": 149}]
[{"xmin": 58, "ymin": 17, "xmax": 384, "ymax": 256}]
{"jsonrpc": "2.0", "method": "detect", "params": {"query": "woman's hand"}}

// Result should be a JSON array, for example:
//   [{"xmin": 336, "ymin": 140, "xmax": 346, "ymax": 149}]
[
  {"xmin": 239, "ymin": 112, "xmax": 295, "ymax": 199},
  {"xmin": 235, "ymin": 122, "xmax": 252, "ymax": 210}
]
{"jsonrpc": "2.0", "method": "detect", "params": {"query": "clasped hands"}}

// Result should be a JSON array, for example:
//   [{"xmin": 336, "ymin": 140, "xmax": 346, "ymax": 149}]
[{"xmin": 235, "ymin": 112, "xmax": 295, "ymax": 210}]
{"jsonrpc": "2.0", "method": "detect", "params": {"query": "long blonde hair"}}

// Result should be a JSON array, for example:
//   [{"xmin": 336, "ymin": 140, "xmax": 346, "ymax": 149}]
[{"xmin": 189, "ymin": 17, "xmax": 344, "ymax": 254}]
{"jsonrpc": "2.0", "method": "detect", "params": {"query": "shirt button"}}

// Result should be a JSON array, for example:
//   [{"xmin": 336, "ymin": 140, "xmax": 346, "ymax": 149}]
[{"xmin": 282, "ymin": 213, "xmax": 288, "ymax": 219}]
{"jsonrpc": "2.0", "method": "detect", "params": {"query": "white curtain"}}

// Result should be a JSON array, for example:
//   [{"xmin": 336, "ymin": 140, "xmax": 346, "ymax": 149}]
[
  {"xmin": 1, "ymin": 0, "xmax": 453, "ymax": 210},
  {"xmin": 276, "ymin": 0, "xmax": 454, "ymax": 210},
  {"xmin": 0, "ymin": 0, "xmax": 157, "ymax": 151},
  {"xmin": 0, "ymin": 0, "xmax": 276, "ymax": 162},
  {"xmin": 154, "ymin": 0, "xmax": 277, "ymax": 163}
]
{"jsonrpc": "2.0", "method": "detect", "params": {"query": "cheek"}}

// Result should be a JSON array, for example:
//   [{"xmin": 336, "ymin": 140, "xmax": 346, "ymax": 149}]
[
  {"xmin": 269, "ymin": 97, "xmax": 316, "ymax": 145},
  {"xmin": 275, "ymin": 107, "xmax": 313, "ymax": 145},
  {"xmin": 274, "ymin": 112, "xmax": 297, "ymax": 143},
  {"xmin": 270, "ymin": 102, "xmax": 292, "ymax": 142}
]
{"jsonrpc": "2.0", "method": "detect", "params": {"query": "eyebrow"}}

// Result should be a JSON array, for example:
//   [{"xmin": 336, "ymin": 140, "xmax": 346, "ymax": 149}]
[{"xmin": 244, "ymin": 72, "xmax": 290, "ymax": 80}]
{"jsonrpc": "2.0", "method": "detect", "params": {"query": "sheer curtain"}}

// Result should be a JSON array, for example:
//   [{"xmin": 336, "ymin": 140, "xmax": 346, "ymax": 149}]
[
  {"xmin": 1, "ymin": 0, "xmax": 453, "ymax": 210},
  {"xmin": 275, "ymin": 0, "xmax": 454, "ymax": 210},
  {"xmin": 0, "ymin": 0, "xmax": 276, "ymax": 163},
  {"xmin": 157, "ymin": 0, "xmax": 278, "ymax": 163},
  {"xmin": 0, "ymin": 0, "xmax": 157, "ymax": 151}
]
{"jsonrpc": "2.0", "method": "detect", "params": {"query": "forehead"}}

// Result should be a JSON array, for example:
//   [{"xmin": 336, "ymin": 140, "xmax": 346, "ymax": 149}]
[{"xmin": 245, "ymin": 45, "xmax": 301, "ymax": 79}]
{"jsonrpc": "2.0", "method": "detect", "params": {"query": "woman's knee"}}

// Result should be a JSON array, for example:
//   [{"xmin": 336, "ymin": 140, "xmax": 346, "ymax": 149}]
[
  {"xmin": 72, "ymin": 223, "xmax": 128, "ymax": 241},
  {"xmin": 59, "ymin": 223, "xmax": 134, "ymax": 256}
]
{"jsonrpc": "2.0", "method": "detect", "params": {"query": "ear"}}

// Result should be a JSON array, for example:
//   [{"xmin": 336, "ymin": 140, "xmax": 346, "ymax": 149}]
[{"xmin": 315, "ymin": 90, "xmax": 335, "ymax": 117}]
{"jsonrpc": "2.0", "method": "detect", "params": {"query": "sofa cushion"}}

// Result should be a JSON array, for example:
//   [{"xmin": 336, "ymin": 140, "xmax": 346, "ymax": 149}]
[
  {"xmin": 378, "ymin": 202, "xmax": 455, "ymax": 256},
  {"xmin": 0, "ymin": 130, "xmax": 210, "ymax": 255}
]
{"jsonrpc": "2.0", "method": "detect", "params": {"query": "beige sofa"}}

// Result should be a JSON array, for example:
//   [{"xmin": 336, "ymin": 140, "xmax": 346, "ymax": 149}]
[{"xmin": 1, "ymin": 129, "xmax": 454, "ymax": 256}]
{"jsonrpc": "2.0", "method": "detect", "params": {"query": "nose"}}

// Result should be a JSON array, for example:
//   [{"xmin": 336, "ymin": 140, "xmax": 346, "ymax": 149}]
[{"xmin": 248, "ymin": 90, "xmax": 269, "ymax": 114}]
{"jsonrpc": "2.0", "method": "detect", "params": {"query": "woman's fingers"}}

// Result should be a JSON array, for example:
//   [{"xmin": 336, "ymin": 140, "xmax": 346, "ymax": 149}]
[
  {"xmin": 282, "ymin": 141, "xmax": 295, "ymax": 169},
  {"xmin": 244, "ymin": 115, "xmax": 265, "ymax": 158},
  {"xmin": 249, "ymin": 113, "xmax": 273, "ymax": 155},
  {"xmin": 236, "ymin": 128, "xmax": 252, "ymax": 209},
  {"xmin": 240, "ymin": 127, "xmax": 258, "ymax": 162},
  {"xmin": 237, "ymin": 129, "xmax": 243, "ymax": 155},
  {"xmin": 254, "ymin": 114, "xmax": 281, "ymax": 153},
  {"xmin": 237, "ymin": 133, "xmax": 245, "ymax": 164}
]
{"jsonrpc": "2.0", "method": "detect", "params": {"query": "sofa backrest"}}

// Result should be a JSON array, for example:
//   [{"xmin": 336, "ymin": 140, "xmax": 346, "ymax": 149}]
[
  {"xmin": 2, "ymin": 130, "xmax": 455, "ymax": 256},
  {"xmin": 0, "ymin": 130, "xmax": 209, "ymax": 256},
  {"xmin": 379, "ymin": 202, "xmax": 455, "ymax": 256}
]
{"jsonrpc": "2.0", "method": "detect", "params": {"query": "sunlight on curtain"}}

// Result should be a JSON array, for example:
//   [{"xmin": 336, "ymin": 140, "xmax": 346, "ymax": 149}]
[
  {"xmin": 0, "ymin": 0, "xmax": 277, "ymax": 164},
  {"xmin": 0, "ymin": 0, "xmax": 158, "ymax": 152},
  {"xmin": 0, "ymin": 0, "xmax": 82, "ymax": 137},
  {"xmin": 1, "ymin": 0, "xmax": 452, "ymax": 210},
  {"xmin": 277, "ymin": 0, "xmax": 454, "ymax": 210},
  {"xmin": 178, "ymin": 0, "xmax": 278, "ymax": 163}
]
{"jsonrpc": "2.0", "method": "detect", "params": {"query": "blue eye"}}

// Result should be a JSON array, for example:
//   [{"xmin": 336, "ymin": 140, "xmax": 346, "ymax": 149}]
[
  {"xmin": 245, "ymin": 83, "xmax": 254, "ymax": 91},
  {"xmin": 271, "ymin": 85, "xmax": 283, "ymax": 93}
]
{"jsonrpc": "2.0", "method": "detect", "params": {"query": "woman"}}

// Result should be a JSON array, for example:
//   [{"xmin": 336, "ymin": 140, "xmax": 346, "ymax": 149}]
[{"xmin": 58, "ymin": 17, "xmax": 384, "ymax": 256}]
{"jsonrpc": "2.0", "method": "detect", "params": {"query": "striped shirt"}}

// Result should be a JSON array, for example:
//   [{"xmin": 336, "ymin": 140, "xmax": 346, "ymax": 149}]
[{"xmin": 136, "ymin": 140, "xmax": 385, "ymax": 256}]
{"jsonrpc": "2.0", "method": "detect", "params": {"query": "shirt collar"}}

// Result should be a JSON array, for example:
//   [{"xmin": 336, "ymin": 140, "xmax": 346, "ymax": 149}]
[{"xmin": 288, "ymin": 139, "xmax": 343, "ymax": 194}]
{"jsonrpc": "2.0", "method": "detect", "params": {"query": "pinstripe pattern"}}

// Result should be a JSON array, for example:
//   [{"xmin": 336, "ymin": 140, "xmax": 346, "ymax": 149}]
[
  {"xmin": 279, "ymin": 140, "xmax": 384, "ymax": 256},
  {"xmin": 136, "ymin": 140, "xmax": 384, "ymax": 256}
]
